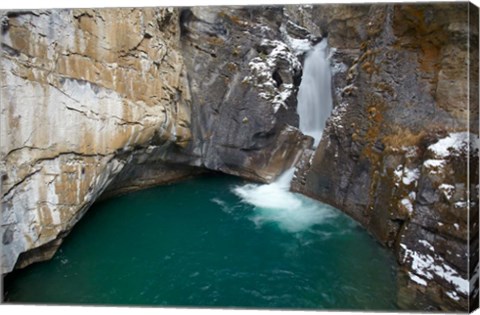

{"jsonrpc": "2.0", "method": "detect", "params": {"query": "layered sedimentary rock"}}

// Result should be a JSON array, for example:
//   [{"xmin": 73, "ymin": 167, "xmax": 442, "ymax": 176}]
[
  {"xmin": 288, "ymin": 3, "xmax": 478, "ymax": 311},
  {"xmin": 0, "ymin": 8, "xmax": 192, "ymax": 273}
]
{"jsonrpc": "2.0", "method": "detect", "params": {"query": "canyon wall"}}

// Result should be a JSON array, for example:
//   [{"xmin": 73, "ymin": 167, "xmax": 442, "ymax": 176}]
[
  {"xmin": 288, "ymin": 3, "xmax": 478, "ymax": 311},
  {"xmin": 0, "ymin": 7, "xmax": 194, "ymax": 274}
]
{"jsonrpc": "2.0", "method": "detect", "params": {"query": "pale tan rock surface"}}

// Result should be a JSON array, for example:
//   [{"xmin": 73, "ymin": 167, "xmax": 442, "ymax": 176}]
[{"xmin": 1, "ymin": 8, "xmax": 192, "ymax": 274}]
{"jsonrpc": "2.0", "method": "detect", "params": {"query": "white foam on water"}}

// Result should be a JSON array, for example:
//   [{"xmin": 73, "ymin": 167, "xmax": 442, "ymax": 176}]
[
  {"xmin": 233, "ymin": 169, "xmax": 300, "ymax": 210},
  {"xmin": 233, "ymin": 169, "xmax": 337, "ymax": 233}
]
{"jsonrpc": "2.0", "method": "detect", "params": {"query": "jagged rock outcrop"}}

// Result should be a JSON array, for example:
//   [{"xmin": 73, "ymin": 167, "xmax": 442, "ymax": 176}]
[
  {"xmin": 0, "ymin": 8, "xmax": 192, "ymax": 273},
  {"xmin": 288, "ymin": 3, "xmax": 478, "ymax": 311},
  {"xmin": 179, "ymin": 7, "xmax": 314, "ymax": 183}
]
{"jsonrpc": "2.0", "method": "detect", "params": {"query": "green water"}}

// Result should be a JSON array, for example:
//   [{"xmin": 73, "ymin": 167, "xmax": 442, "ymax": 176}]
[{"xmin": 4, "ymin": 174, "xmax": 398, "ymax": 310}]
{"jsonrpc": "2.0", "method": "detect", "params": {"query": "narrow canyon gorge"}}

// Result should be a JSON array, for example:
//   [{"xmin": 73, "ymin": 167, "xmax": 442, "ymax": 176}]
[{"xmin": 1, "ymin": 3, "xmax": 478, "ymax": 311}]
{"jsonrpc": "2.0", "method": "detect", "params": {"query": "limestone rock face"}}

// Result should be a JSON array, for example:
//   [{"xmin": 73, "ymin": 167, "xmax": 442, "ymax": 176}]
[
  {"xmin": 288, "ymin": 3, "xmax": 478, "ymax": 311},
  {"xmin": 179, "ymin": 7, "xmax": 314, "ymax": 183},
  {"xmin": 0, "ymin": 8, "xmax": 191, "ymax": 274}
]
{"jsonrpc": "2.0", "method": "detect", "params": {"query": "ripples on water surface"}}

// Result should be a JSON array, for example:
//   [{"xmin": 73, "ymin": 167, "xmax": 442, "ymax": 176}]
[{"xmin": 5, "ymin": 174, "xmax": 398, "ymax": 310}]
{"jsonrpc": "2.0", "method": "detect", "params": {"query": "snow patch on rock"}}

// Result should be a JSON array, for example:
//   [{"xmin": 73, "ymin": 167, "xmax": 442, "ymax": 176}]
[
  {"xmin": 446, "ymin": 290, "xmax": 460, "ymax": 301},
  {"xmin": 438, "ymin": 184, "xmax": 455, "ymax": 201},
  {"xmin": 284, "ymin": 36, "xmax": 312, "ymax": 56},
  {"xmin": 423, "ymin": 159, "xmax": 445, "ymax": 168},
  {"xmin": 400, "ymin": 198, "xmax": 414, "ymax": 214},
  {"xmin": 400, "ymin": 243, "xmax": 469, "ymax": 296},
  {"xmin": 409, "ymin": 272, "xmax": 427, "ymax": 286},
  {"xmin": 394, "ymin": 165, "xmax": 419, "ymax": 187},
  {"xmin": 402, "ymin": 168, "xmax": 420, "ymax": 186},
  {"xmin": 245, "ymin": 39, "xmax": 301, "ymax": 112},
  {"xmin": 418, "ymin": 239, "xmax": 435, "ymax": 252},
  {"xmin": 428, "ymin": 132, "xmax": 471, "ymax": 158}
]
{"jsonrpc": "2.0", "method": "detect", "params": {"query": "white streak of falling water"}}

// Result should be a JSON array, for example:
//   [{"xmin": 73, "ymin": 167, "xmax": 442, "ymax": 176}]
[
  {"xmin": 297, "ymin": 39, "xmax": 333, "ymax": 147},
  {"xmin": 232, "ymin": 39, "xmax": 335, "ymax": 233}
]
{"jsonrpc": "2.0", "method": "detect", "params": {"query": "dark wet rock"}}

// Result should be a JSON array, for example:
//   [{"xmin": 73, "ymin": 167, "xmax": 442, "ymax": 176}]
[
  {"xmin": 179, "ymin": 7, "xmax": 316, "ymax": 182},
  {"xmin": 101, "ymin": 157, "xmax": 204, "ymax": 200}
]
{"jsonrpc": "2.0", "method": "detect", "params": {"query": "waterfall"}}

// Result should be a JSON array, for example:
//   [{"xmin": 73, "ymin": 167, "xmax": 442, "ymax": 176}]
[
  {"xmin": 232, "ymin": 39, "xmax": 335, "ymax": 232},
  {"xmin": 297, "ymin": 39, "xmax": 333, "ymax": 147}
]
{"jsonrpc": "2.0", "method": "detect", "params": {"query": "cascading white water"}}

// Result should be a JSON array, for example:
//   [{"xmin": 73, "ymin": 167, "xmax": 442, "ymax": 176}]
[
  {"xmin": 297, "ymin": 39, "xmax": 333, "ymax": 147},
  {"xmin": 232, "ymin": 168, "xmax": 336, "ymax": 233},
  {"xmin": 233, "ymin": 169, "xmax": 299, "ymax": 211},
  {"xmin": 232, "ymin": 39, "xmax": 335, "ymax": 232}
]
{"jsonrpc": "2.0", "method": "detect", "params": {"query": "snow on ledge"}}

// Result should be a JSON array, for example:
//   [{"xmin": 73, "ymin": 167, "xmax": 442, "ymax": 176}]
[
  {"xmin": 438, "ymin": 184, "xmax": 455, "ymax": 201},
  {"xmin": 446, "ymin": 290, "xmax": 461, "ymax": 301},
  {"xmin": 400, "ymin": 243, "xmax": 469, "ymax": 296},
  {"xmin": 428, "ymin": 132, "xmax": 472, "ymax": 158},
  {"xmin": 423, "ymin": 159, "xmax": 445, "ymax": 169},
  {"xmin": 245, "ymin": 39, "xmax": 301, "ymax": 113},
  {"xmin": 408, "ymin": 272, "xmax": 427, "ymax": 286}
]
